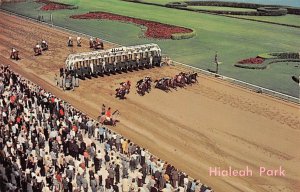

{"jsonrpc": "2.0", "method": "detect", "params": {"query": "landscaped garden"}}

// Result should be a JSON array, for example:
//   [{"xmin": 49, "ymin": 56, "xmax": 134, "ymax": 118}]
[
  {"xmin": 70, "ymin": 12, "xmax": 195, "ymax": 39},
  {"xmin": 235, "ymin": 52, "xmax": 300, "ymax": 69},
  {"xmin": 1, "ymin": 0, "xmax": 299, "ymax": 97}
]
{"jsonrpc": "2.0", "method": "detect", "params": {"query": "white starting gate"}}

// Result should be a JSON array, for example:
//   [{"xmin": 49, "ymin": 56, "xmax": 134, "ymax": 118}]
[{"xmin": 65, "ymin": 43, "xmax": 162, "ymax": 70}]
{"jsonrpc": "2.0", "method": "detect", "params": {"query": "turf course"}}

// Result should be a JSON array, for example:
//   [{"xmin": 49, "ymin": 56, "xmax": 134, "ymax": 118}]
[{"xmin": 1, "ymin": 0, "xmax": 300, "ymax": 97}]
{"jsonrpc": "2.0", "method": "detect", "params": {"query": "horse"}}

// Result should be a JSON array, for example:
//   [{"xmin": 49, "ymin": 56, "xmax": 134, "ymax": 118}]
[
  {"xmin": 41, "ymin": 41, "xmax": 48, "ymax": 51},
  {"xmin": 174, "ymin": 75, "xmax": 185, "ymax": 87},
  {"xmin": 154, "ymin": 78, "xmax": 170, "ymax": 92},
  {"xmin": 188, "ymin": 72, "xmax": 198, "ymax": 84},
  {"xmin": 136, "ymin": 82, "xmax": 147, "ymax": 96},
  {"xmin": 167, "ymin": 77, "xmax": 177, "ymax": 90},
  {"xmin": 115, "ymin": 88, "xmax": 127, "ymax": 99},
  {"xmin": 120, "ymin": 80, "xmax": 131, "ymax": 94},
  {"xmin": 144, "ymin": 77, "xmax": 152, "ymax": 92},
  {"xmin": 67, "ymin": 38, "xmax": 73, "ymax": 47},
  {"xmin": 77, "ymin": 37, "xmax": 81, "ymax": 47},
  {"xmin": 33, "ymin": 47, "xmax": 42, "ymax": 56},
  {"xmin": 136, "ymin": 77, "xmax": 152, "ymax": 95},
  {"xmin": 90, "ymin": 38, "xmax": 104, "ymax": 50},
  {"xmin": 98, "ymin": 110, "xmax": 120, "ymax": 126},
  {"xmin": 10, "ymin": 50, "xmax": 19, "ymax": 60}
]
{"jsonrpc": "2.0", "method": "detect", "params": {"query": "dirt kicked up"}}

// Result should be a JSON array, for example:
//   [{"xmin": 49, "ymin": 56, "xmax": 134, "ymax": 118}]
[{"xmin": 0, "ymin": 11, "xmax": 299, "ymax": 192}]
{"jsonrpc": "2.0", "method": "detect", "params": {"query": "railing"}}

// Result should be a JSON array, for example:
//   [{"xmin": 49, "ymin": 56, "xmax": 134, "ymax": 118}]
[
  {"xmin": 1, "ymin": 8, "xmax": 299, "ymax": 104},
  {"xmin": 170, "ymin": 59, "xmax": 300, "ymax": 104}
]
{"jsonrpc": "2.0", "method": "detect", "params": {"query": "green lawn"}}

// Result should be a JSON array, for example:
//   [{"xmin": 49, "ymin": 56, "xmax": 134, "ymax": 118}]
[
  {"xmin": 188, "ymin": 5, "xmax": 254, "ymax": 11},
  {"xmin": 1, "ymin": 0, "xmax": 300, "ymax": 97}
]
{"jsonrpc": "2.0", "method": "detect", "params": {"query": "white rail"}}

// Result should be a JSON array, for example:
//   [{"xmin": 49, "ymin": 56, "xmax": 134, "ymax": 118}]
[{"xmin": 0, "ymin": 8, "xmax": 299, "ymax": 104}]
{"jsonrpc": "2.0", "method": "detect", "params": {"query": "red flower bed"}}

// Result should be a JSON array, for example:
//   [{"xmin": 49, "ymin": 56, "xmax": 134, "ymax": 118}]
[
  {"xmin": 238, "ymin": 57, "xmax": 265, "ymax": 64},
  {"xmin": 70, "ymin": 12, "xmax": 193, "ymax": 39},
  {"xmin": 36, "ymin": 0, "xmax": 75, "ymax": 11}
]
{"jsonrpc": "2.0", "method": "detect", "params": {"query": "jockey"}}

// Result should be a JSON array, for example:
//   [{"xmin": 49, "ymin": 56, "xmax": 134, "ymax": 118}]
[
  {"xmin": 42, "ymin": 39, "xmax": 47, "ymax": 45},
  {"xmin": 36, "ymin": 43, "xmax": 41, "ymax": 49},
  {"xmin": 105, "ymin": 107, "xmax": 112, "ymax": 121},
  {"xmin": 68, "ymin": 37, "xmax": 73, "ymax": 44},
  {"xmin": 89, "ymin": 37, "xmax": 94, "ymax": 47},
  {"xmin": 12, "ymin": 48, "xmax": 17, "ymax": 53},
  {"xmin": 77, "ymin": 37, "xmax": 81, "ymax": 46}
]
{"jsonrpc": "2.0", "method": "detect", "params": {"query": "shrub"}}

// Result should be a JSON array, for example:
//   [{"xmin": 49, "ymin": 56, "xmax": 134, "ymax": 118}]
[
  {"xmin": 257, "ymin": 53, "xmax": 277, "ymax": 59},
  {"xmin": 269, "ymin": 52, "xmax": 300, "ymax": 59},
  {"xmin": 171, "ymin": 30, "xmax": 196, "ymax": 40},
  {"xmin": 257, "ymin": 7, "xmax": 287, "ymax": 16},
  {"xmin": 166, "ymin": 2, "xmax": 188, "ymax": 8}
]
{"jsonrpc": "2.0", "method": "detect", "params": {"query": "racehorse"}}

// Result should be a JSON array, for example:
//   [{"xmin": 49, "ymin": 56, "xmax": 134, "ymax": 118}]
[
  {"xmin": 155, "ymin": 78, "xmax": 170, "ymax": 92},
  {"xmin": 33, "ymin": 46, "xmax": 42, "ymax": 56},
  {"xmin": 90, "ymin": 38, "xmax": 104, "ymax": 50},
  {"xmin": 115, "ymin": 80, "xmax": 131, "ymax": 99},
  {"xmin": 120, "ymin": 80, "xmax": 131, "ymax": 94},
  {"xmin": 10, "ymin": 49, "xmax": 19, "ymax": 60},
  {"xmin": 41, "ymin": 40, "xmax": 48, "ymax": 51},
  {"xmin": 115, "ymin": 88, "xmax": 127, "ymax": 99},
  {"xmin": 188, "ymin": 72, "xmax": 198, "ymax": 84},
  {"xmin": 67, "ymin": 37, "xmax": 73, "ymax": 47},
  {"xmin": 136, "ymin": 77, "xmax": 152, "ymax": 95}
]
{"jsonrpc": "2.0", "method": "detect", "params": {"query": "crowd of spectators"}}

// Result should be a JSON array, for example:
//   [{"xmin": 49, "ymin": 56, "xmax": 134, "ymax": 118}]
[{"xmin": 0, "ymin": 64, "xmax": 213, "ymax": 192}]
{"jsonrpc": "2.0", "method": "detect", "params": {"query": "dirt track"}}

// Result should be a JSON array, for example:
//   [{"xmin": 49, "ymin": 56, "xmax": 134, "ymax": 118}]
[{"xmin": 0, "ymin": 11, "xmax": 299, "ymax": 192}]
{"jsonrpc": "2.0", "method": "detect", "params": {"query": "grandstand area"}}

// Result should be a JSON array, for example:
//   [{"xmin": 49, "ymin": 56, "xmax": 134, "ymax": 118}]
[{"xmin": 0, "ymin": 7, "xmax": 299, "ymax": 192}]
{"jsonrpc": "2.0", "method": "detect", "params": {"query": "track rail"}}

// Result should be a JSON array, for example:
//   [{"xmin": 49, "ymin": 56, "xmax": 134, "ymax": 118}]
[{"xmin": 0, "ymin": 8, "xmax": 299, "ymax": 104}]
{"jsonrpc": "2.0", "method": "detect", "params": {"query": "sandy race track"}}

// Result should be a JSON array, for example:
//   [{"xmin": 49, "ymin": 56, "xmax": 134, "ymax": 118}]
[{"xmin": 0, "ymin": 11, "xmax": 299, "ymax": 192}]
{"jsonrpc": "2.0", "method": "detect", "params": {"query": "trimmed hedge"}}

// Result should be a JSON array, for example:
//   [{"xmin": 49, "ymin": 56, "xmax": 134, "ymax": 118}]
[
  {"xmin": 166, "ymin": 2, "xmax": 188, "ymax": 8},
  {"xmin": 171, "ymin": 30, "xmax": 196, "ymax": 40},
  {"xmin": 257, "ymin": 53, "xmax": 277, "ymax": 59},
  {"xmin": 259, "ymin": 52, "xmax": 300, "ymax": 59},
  {"xmin": 257, "ymin": 7, "xmax": 287, "ymax": 16},
  {"xmin": 184, "ymin": 1, "xmax": 299, "ymax": 15},
  {"xmin": 269, "ymin": 52, "xmax": 300, "ymax": 59}
]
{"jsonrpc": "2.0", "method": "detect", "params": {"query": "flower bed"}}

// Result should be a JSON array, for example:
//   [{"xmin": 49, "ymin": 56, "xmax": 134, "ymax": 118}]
[
  {"xmin": 70, "ymin": 12, "xmax": 194, "ymax": 39},
  {"xmin": 36, "ymin": 0, "xmax": 77, "ymax": 11},
  {"xmin": 235, "ymin": 53, "xmax": 300, "ymax": 69},
  {"xmin": 238, "ymin": 57, "xmax": 264, "ymax": 64}
]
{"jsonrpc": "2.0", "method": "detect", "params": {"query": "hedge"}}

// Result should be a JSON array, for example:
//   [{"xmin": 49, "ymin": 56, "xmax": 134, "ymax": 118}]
[
  {"xmin": 184, "ymin": 1, "xmax": 300, "ymax": 15},
  {"xmin": 171, "ymin": 30, "xmax": 196, "ymax": 40},
  {"xmin": 259, "ymin": 52, "xmax": 300, "ymax": 59},
  {"xmin": 270, "ymin": 52, "xmax": 300, "ymax": 59},
  {"xmin": 257, "ymin": 7, "xmax": 287, "ymax": 16},
  {"xmin": 165, "ymin": 2, "xmax": 188, "ymax": 8}
]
